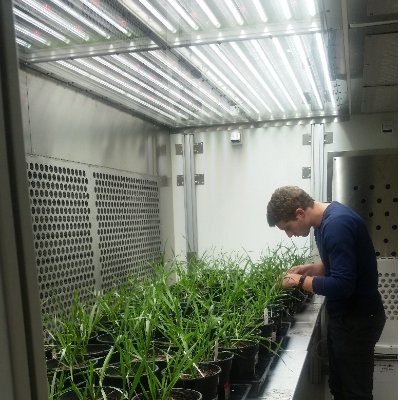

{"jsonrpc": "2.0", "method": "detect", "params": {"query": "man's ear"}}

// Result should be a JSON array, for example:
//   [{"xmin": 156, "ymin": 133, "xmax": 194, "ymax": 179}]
[{"xmin": 295, "ymin": 208, "xmax": 306, "ymax": 219}]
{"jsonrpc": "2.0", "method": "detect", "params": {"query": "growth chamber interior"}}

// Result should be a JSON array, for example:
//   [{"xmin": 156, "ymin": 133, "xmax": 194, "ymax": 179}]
[{"xmin": 0, "ymin": 0, "xmax": 397, "ymax": 399}]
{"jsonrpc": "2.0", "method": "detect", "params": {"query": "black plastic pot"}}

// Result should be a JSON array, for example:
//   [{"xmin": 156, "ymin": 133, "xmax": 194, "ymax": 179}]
[
  {"xmin": 133, "ymin": 388, "xmax": 202, "ymax": 400},
  {"xmin": 102, "ymin": 361, "xmax": 158, "ymax": 392},
  {"xmin": 82, "ymin": 343, "xmax": 112, "ymax": 363},
  {"xmin": 96, "ymin": 332, "xmax": 115, "ymax": 345},
  {"xmin": 258, "ymin": 322, "xmax": 274, "ymax": 358},
  {"xmin": 88, "ymin": 331, "xmax": 100, "ymax": 345},
  {"xmin": 267, "ymin": 303, "xmax": 283, "ymax": 333},
  {"xmin": 208, "ymin": 351, "xmax": 234, "ymax": 400},
  {"xmin": 175, "ymin": 362, "xmax": 221, "ymax": 400},
  {"xmin": 46, "ymin": 356, "xmax": 100, "ymax": 386},
  {"xmin": 221, "ymin": 339, "xmax": 259, "ymax": 381},
  {"xmin": 148, "ymin": 345, "xmax": 176, "ymax": 372},
  {"xmin": 58, "ymin": 386, "xmax": 126, "ymax": 399}
]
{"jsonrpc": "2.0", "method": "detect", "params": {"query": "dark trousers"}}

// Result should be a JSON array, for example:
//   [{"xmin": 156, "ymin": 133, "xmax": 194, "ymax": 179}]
[{"xmin": 327, "ymin": 311, "xmax": 386, "ymax": 400}]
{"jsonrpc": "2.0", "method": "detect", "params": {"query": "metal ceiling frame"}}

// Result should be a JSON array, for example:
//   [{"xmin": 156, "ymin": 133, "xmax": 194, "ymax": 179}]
[
  {"xmin": 12, "ymin": 0, "xmax": 355, "ymax": 129},
  {"xmin": 20, "ymin": 17, "xmax": 323, "ymax": 63}
]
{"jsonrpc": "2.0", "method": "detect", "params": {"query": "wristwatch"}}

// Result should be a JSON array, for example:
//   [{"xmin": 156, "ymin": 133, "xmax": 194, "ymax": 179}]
[{"xmin": 298, "ymin": 274, "xmax": 307, "ymax": 289}]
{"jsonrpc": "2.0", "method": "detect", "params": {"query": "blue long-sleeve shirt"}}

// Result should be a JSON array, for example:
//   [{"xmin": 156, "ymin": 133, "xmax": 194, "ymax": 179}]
[{"xmin": 312, "ymin": 202, "xmax": 383, "ymax": 317}]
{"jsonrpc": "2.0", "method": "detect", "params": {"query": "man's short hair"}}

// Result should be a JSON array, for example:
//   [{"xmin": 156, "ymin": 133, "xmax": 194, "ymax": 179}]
[{"xmin": 267, "ymin": 186, "xmax": 314, "ymax": 226}]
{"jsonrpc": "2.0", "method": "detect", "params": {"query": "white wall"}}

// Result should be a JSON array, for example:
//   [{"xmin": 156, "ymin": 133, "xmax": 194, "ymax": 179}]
[
  {"xmin": 171, "ymin": 113, "xmax": 398, "ymax": 259},
  {"xmin": 18, "ymin": 70, "xmax": 175, "ymax": 257},
  {"xmin": 172, "ymin": 125, "xmax": 313, "ymax": 259}
]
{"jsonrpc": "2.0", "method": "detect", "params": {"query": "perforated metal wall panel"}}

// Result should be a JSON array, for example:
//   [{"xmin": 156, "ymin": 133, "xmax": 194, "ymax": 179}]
[
  {"xmin": 332, "ymin": 152, "xmax": 397, "ymax": 257},
  {"xmin": 376, "ymin": 257, "xmax": 397, "ymax": 353},
  {"xmin": 378, "ymin": 259, "xmax": 398, "ymax": 322},
  {"xmin": 26, "ymin": 155, "xmax": 161, "ymax": 320},
  {"xmin": 93, "ymin": 170, "xmax": 161, "ymax": 290}
]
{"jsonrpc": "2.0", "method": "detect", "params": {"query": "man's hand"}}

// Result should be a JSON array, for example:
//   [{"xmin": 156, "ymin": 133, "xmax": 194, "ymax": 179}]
[
  {"xmin": 282, "ymin": 273, "xmax": 301, "ymax": 289},
  {"xmin": 288, "ymin": 262, "xmax": 325, "ymax": 277}
]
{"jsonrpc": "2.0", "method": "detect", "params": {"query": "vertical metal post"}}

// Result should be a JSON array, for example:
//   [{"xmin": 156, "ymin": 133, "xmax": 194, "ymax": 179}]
[
  {"xmin": 0, "ymin": 1, "xmax": 47, "ymax": 399},
  {"xmin": 182, "ymin": 134, "xmax": 198, "ymax": 261},
  {"xmin": 310, "ymin": 123, "xmax": 326, "ymax": 255},
  {"xmin": 311, "ymin": 123, "xmax": 326, "ymax": 202}
]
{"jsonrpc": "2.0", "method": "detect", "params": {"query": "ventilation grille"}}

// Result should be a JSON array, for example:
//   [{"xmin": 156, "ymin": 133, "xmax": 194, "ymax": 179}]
[
  {"xmin": 26, "ymin": 155, "xmax": 162, "ymax": 323},
  {"xmin": 94, "ymin": 171, "xmax": 161, "ymax": 290},
  {"xmin": 377, "ymin": 258, "xmax": 398, "ymax": 322},
  {"xmin": 26, "ymin": 160, "xmax": 95, "ymax": 318},
  {"xmin": 378, "ymin": 269, "xmax": 398, "ymax": 320}
]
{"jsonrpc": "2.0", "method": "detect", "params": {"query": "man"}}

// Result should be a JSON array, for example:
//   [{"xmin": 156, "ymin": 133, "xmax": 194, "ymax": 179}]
[{"xmin": 266, "ymin": 186, "xmax": 385, "ymax": 400}]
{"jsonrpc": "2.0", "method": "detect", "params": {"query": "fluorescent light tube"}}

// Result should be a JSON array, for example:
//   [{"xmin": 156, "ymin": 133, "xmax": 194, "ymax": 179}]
[
  {"xmin": 169, "ymin": 0, "xmax": 199, "ymax": 30},
  {"xmin": 151, "ymin": 51, "xmax": 233, "ymax": 117},
  {"xmin": 293, "ymin": 35, "xmax": 323, "ymax": 109},
  {"xmin": 99, "ymin": 56, "xmax": 201, "ymax": 119},
  {"xmin": 315, "ymin": 33, "xmax": 336, "ymax": 107},
  {"xmin": 16, "ymin": 37, "xmax": 32, "ymax": 48},
  {"xmin": 210, "ymin": 44, "xmax": 270, "ymax": 113},
  {"xmin": 118, "ymin": 0, "xmax": 163, "ymax": 33},
  {"xmin": 48, "ymin": 0, "xmax": 110, "ymax": 39},
  {"xmin": 14, "ymin": 8, "xmax": 70, "ymax": 43},
  {"xmin": 129, "ymin": 53, "xmax": 213, "ymax": 119},
  {"xmin": 189, "ymin": 46, "xmax": 258, "ymax": 114},
  {"xmin": 15, "ymin": 23, "xmax": 50, "ymax": 45},
  {"xmin": 306, "ymin": 0, "xmax": 316, "ymax": 17},
  {"xmin": 224, "ymin": 0, "xmax": 244, "ymax": 25},
  {"xmin": 57, "ymin": 60, "xmax": 177, "ymax": 121},
  {"xmin": 79, "ymin": 0, "xmax": 131, "ymax": 36},
  {"xmin": 20, "ymin": 0, "xmax": 89, "ymax": 40},
  {"xmin": 138, "ymin": 0, "xmax": 177, "ymax": 33},
  {"xmin": 280, "ymin": 1, "xmax": 292, "ymax": 20},
  {"xmin": 230, "ymin": 42, "xmax": 281, "ymax": 112},
  {"xmin": 251, "ymin": 40, "xmax": 297, "ymax": 111},
  {"xmin": 251, "ymin": 0, "xmax": 267, "ymax": 22},
  {"xmin": 272, "ymin": 37, "xmax": 309, "ymax": 109},
  {"xmin": 115, "ymin": 56, "xmax": 205, "ymax": 115},
  {"xmin": 78, "ymin": 58, "xmax": 187, "ymax": 118},
  {"xmin": 195, "ymin": 0, "xmax": 221, "ymax": 28}
]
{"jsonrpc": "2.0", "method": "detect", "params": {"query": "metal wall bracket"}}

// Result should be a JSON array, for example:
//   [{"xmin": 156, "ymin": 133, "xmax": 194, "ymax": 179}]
[
  {"xmin": 303, "ymin": 133, "xmax": 311, "ymax": 145},
  {"xmin": 193, "ymin": 142, "xmax": 203, "ymax": 154},
  {"xmin": 303, "ymin": 132, "xmax": 333, "ymax": 145},
  {"xmin": 302, "ymin": 167, "xmax": 311, "ymax": 179},
  {"xmin": 175, "ymin": 144, "xmax": 183, "ymax": 155},
  {"xmin": 177, "ymin": 175, "xmax": 184, "ymax": 186},
  {"xmin": 195, "ymin": 174, "xmax": 204, "ymax": 185},
  {"xmin": 324, "ymin": 132, "xmax": 333, "ymax": 144}
]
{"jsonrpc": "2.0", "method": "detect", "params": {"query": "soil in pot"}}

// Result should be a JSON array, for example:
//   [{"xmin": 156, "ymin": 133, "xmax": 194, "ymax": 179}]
[
  {"xmin": 102, "ymin": 361, "xmax": 159, "ymax": 392},
  {"xmin": 58, "ymin": 386, "xmax": 126, "ymax": 399},
  {"xmin": 148, "ymin": 345, "xmax": 176, "ymax": 372},
  {"xmin": 221, "ymin": 339, "xmax": 259, "ymax": 382},
  {"xmin": 175, "ymin": 362, "xmax": 221, "ymax": 400},
  {"xmin": 208, "ymin": 351, "xmax": 233, "ymax": 400},
  {"xmin": 133, "ymin": 388, "xmax": 202, "ymax": 400}
]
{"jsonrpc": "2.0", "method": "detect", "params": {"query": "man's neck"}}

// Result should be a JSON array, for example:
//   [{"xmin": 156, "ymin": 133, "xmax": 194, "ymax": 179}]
[{"xmin": 309, "ymin": 201, "xmax": 330, "ymax": 228}]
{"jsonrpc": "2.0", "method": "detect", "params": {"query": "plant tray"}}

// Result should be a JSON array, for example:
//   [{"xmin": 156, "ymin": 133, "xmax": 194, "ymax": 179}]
[
  {"xmin": 229, "ymin": 384, "xmax": 252, "ymax": 400},
  {"xmin": 230, "ymin": 326, "xmax": 289, "ymax": 398}
]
